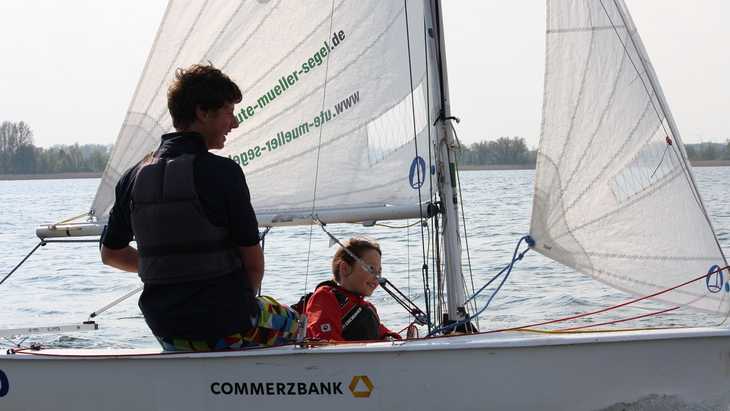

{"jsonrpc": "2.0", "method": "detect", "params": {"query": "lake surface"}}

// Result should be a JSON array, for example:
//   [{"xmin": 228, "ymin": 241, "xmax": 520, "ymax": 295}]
[{"xmin": 0, "ymin": 168, "xmax": 728, "ymax": 349}]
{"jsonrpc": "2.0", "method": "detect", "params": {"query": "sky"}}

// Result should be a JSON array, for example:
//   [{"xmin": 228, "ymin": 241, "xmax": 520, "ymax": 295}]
[{"xmin": 0, "ymin": 1, "xmax": 727, "ymax": 149}]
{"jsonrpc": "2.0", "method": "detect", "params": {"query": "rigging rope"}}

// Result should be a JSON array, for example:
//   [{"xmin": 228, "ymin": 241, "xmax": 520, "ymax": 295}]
[
  {"xmin": 315, "ymin": 220, "xmax": 378, "ymax": 277},
  {"xmin": 555, "ymin": 306, "xmax": 680, "ymax": 332},
  {"xmin": 404, "ymin": 0, "xmax": 433, "ymax": 332},
  {"xmin": 2, "ymin": 336, "xmax": 29, "ymax": 349},
  {"xmin": 449, "ymin": 122, "xmax": 479, "ymax": 324},
  {"xmin": 374, "ymin": 220, "xmax": 424, "ymax": 230},
  {"xmin": 422, "ymin": 17, "xmax": 437, "ymax": 222},
  {"xmin": 0, "ymin": 238, "xmax": 137, "ymax": 334},
  {"xmin": 464, "ymin": 237, "xmax": 533, "ymax": 306},
  {"xmin": 428, "ymin": 235, "xmax": 534, "ymax": 336},
  {"xmin": 54, "ymin": 212, "xmax": 92, "ymax": 225},
  {"xmin": 649, "ymin": 136, "xmax": 673, "ymax": 178},
  {"xmin": 421, "ymin": 16, "xmax": 436, "ymax": 333},
  {"xmin": 407, "ymin": 219, "xmax": 412, "ymax": 325},
  {"xmin": 432, "ymin": 210, "xmax": 444, "ymax": 322},
  {"xmin": 303, "ymin": 0, "xmax": 337, "ymax": 295},
  {"xmin": 0, "ymin": 241, "xmax": 46, "ymax": 287},
  {"xmin": 478, "ymin": 265, "xmax": 730, "ymax": 336}
]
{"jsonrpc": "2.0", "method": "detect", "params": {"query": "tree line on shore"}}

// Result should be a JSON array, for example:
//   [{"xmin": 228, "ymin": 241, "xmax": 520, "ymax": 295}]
[
  {"xmin": 457, "ymin": 136, "xmax": 730, "ymax": 166},
  {"xmin": 0, "ymin": 121, "xmax": 110, "ymax": 174},
  {"xmin": 1, "ymin": 121, "xmax": 728, "ymax": 174}
]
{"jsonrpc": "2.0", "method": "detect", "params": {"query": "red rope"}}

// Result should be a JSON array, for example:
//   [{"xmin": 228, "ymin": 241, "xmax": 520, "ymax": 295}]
[
  {"xmin": 480, "ymin": 265, "xmax": 729, "ymax": 334},
  {"xmin": 556, "ymin": 306, "xmax": 680, "ymax": 331}
]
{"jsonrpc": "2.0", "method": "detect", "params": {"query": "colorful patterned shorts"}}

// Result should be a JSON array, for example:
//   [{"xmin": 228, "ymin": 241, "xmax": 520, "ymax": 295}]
[{"xmin": 157, "ymin": 296, "xmax": 301, "ymax": 352}]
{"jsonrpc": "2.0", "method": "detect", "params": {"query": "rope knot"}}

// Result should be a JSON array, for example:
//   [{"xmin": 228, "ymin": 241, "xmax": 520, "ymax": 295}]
[{"xmin": 524, "ymin": 235, "xmax": 535, "ymax": 247}]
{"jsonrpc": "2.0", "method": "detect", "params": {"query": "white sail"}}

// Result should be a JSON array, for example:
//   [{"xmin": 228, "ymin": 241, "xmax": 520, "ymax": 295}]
[
  {"xmin": 91, "ymin": 0, "xmax": 440, "ymax": 224},
  {"xmin": 531, "ymin": 0, "xmax": 729, "ymax": 314}
]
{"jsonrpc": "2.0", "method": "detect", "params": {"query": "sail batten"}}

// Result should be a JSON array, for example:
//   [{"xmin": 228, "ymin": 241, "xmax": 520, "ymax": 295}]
[{"xmin": 531, "ymin": 0, "xmax": 728, "ymax": 314}]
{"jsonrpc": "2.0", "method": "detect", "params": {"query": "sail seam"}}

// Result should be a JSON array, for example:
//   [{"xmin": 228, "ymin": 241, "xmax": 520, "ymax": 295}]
[
  {"xmin": 92, "ymin": 1, "xmax": 175, "ymax": 214},
  {"xmin": 548, "ymin": 49, "xmax": 630, "ymax": 226},
  {"xmin": 121, "ymin": 2, "xmax": 281, "ymax": 171},
  {"xmin": 223, "ymin": 3, "xmax": 407, "ymax": 146},
  {"xmin": 119, "ymin": 1, "xmax": 284, "ymax": 176},
  {"xmin": 551, "ymin": 5, "xmax": 597, "ymax": 189},
  {"xmin": 198, "ymin": 1, "xmax": 249, "ymax": 67},
  {"xmin": 219, "ymin": 0, "xmax": 285, "ymax": 69},
  {"xmin": 255, "ymin": 203, "xmax": 415, "ymax": 215},
  {"xmin": 551, "ymin": 167, "xmax": 682, "ymax": 241},
  {"xmin": 256, "ymin": 174, "xmax": 416, "ymax": 211},
  {"xmin": 540, "ymin": 3, "xmax": 598, "ymax": 261},
  {"xmin": 546, "ymin": 25, "xmax": 626, "ymax": 34},
  {"xmin": 583, "ymin": 265, "xmax": 722, "ymax": 303},
  {"xmin": 223, "ymin": 0, "xmax": 347, "ymax": 91},
  {"xmin": 118, "ymin": 114, "xmax": 167, "ymax": 169},
  {"xmin": 140, "ymin": 1, "xmax": 211, "ymax": 118},
  {"xmin": 583, "ymin": 253, "xmax": 719, "ymax": 261},
  {"xmin": 92, "ymin": 113, "xmax": 166, "ymax": 215},
  {"xmin": 545, "ymin": 100, "xmax": 657, "ymax": 232}
]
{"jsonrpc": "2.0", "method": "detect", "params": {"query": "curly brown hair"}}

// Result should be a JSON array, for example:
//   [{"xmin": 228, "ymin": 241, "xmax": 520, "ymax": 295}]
[
  {"xmin": 331, "ymin": 237, "xmax": 382, "ymax": 282},
  {"xmin": 167, "ymin": 63, "xmax": 242, "ymax": 130}
]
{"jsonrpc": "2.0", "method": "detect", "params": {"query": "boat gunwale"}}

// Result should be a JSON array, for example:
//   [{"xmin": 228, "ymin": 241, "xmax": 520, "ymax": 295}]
[{"xmin": 2, "ymin": 326, "xmax": 729, "ymax": 360}]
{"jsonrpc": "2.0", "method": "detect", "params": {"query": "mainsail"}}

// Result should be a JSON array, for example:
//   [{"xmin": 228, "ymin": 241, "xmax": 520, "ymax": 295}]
[
  {"xmin": 91, "ymin": 0, "xmax": 441, "ymax": 225},
  {"xmin": 531, "ymin": 0, "xmax": 729, "ymax": 314}
]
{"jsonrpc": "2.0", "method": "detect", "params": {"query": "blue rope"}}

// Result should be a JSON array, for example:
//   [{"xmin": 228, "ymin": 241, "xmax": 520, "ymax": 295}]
[{"xmin": 427, "ymin": 235, "xmax": 534, "ymax": 337}]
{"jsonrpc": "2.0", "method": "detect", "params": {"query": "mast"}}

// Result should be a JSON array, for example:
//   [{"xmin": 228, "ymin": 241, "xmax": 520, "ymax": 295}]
[{"xmin": 431, "ymin": 0, "xmax": 467, "ymax": 321}]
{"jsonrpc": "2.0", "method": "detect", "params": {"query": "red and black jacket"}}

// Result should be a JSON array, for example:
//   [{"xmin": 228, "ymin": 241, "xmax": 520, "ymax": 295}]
[{"xmin": 303, "ymin": 281, "xmax": 401, "ymax": 341}]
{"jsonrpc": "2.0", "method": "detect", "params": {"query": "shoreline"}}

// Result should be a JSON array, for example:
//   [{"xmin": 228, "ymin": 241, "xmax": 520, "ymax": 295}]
[
  {"xmin": 1, "ymin": 160, "xmax": 728, "ymax": 179},
  {"xmin": 0, "ymin": 172, "xmax": 102, "ymax": 181},
  {"xmin": 459, "ymin": 160, "xmax": 730, "ymax": 171}
]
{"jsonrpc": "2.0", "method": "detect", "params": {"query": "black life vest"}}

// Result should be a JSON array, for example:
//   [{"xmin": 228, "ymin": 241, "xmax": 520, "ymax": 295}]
[{"xmin": 130, "ymin": 153, "xmax": 242, "ymax": 284}]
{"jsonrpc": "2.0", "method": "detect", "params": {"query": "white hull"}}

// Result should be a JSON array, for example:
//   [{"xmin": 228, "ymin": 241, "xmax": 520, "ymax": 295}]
[{"xmin": 2, "ymin": 327, "xmax": 729, "ymax": 410}]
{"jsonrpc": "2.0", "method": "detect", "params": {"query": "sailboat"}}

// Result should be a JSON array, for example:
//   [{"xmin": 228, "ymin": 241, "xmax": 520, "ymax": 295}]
[{"xmin": 2, "ymin": 0, "xmax": 729, "ymax": 409}]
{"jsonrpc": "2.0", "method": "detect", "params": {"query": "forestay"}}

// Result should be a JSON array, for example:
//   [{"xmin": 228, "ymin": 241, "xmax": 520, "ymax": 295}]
[
  {"xmin": 531, "ymin": 0, "xmax": 729, "ymax": 314},
  {"xmin": 91, "ymin": 0, "xmax": 440, "ymax": 225}
]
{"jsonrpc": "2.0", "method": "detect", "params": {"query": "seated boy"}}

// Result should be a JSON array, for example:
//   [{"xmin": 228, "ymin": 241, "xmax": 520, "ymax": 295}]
[{"xmin": 304, "ymin": 238, "xmax": 401, "ymax": 341}]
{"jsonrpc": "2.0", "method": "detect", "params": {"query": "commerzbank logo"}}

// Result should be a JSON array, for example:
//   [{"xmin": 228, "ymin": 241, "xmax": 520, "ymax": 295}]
[
  {"xmin": 349, "ymin": 375, "xmax": 374, "ymax": 398},
  {"xmin": 210, "ymin": 375, "xmax": 374, "ymax": 398}
]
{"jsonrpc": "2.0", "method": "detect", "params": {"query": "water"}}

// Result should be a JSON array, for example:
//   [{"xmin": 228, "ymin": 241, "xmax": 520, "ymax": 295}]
[{"xmin": 0, "ymin": 168, "xmax": 728, "ymax": 349}]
